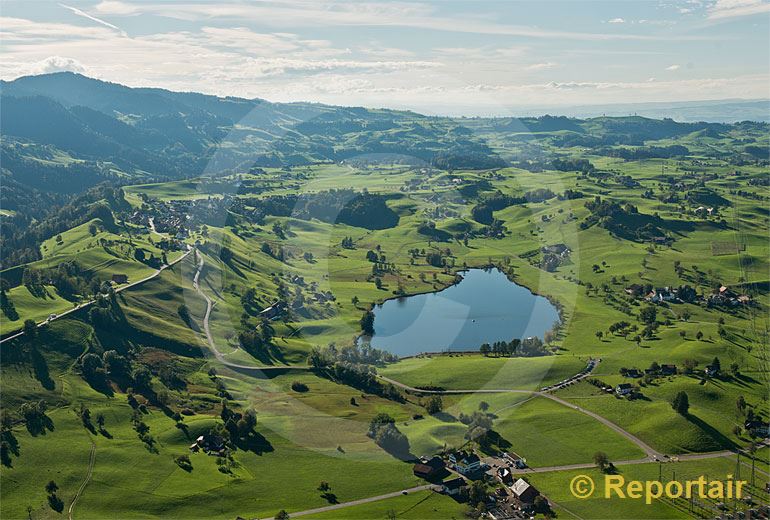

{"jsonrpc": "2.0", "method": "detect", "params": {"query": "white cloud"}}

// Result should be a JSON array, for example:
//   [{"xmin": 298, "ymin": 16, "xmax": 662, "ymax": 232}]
[
  {"xmin": 0, "ymin": 16, "xmax": 117, "ymax": 41},
  {"xmin": 526, "ymin": 62, "xmax": 558, "ymax": 71},
  {"xmin": 91, "ymin": 1, "xmax": 706, "ymax": 41},
  {"xmin": 31, "ymin": 55, "xmax": 88, "ymax": 75},
  {"xmin": 607, "ymin": 18, "xmax": 626, "ymax": 23},
  {"xmin": 707, "ymin": 0, "xmax": 770, "ymax": 19},
  {"xmin": 666, "ymin": 64, "xmax": 681, "ymax": 70}
]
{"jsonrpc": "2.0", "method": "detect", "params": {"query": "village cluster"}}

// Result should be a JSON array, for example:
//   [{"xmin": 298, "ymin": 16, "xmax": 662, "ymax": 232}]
[
  {"xmin": 411, "ymin": 449, "xmax": 550, "ymax": 519},
  {"xmin": 625, "ymin": 283, "xmax": 752, "ymax": 308}
]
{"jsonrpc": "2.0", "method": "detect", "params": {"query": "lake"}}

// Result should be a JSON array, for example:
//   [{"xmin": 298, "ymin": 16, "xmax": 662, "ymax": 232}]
[{"xmin": 365, "ymin": 268, "xmax": 560, "ymax": 357}]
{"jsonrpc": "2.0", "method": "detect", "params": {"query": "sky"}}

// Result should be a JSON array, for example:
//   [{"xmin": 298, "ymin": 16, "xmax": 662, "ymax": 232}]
[{"xmin": 1, "ymin": 0, "xmax": 768, "ymax": 115}]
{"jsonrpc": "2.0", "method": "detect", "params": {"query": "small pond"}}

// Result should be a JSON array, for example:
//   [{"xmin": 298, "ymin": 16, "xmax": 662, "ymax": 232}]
[{"xmin": 365, "ymin": 268, "xmax": 560, "ymax": 357}]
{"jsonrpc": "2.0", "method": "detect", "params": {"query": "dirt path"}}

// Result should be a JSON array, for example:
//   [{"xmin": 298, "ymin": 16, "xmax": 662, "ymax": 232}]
[
  {"xmin": 68, "ymin": 441, "xmax": 95, "ymax": 520},
  {"xmin": 192, "ymin": 255, "xmax": 307, "ymax": 373}
]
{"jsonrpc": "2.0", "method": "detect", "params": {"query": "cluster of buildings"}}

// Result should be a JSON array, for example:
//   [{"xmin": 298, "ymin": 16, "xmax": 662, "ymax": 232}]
[
  {"xmin": 189, "ymin": 434, "xmax": 226, "ymax": 457},
  {"xmin": 625, "ymin": 284, "xmax": 751, "ymax": 307},
  {"xmin": 412, "ymin": 449, "xmax": 545, "ymax": 516},
  {"xmin": 708, "ymin": 285, "xmax": 752, "ymax": 307}
]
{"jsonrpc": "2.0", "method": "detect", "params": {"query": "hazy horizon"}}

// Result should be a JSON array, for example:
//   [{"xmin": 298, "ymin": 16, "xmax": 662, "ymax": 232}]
[{"xmin": 1, "ymin": 0, "xmax": 769, "ymax": 115}]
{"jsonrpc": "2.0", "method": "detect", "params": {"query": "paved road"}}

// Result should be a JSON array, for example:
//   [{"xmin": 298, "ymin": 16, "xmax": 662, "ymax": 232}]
[
  {"xmin": 513, "ymin": 450, "xmax": 741, "ymax": 475},
  {"xmin": 258, "ymin": 485, "xmax": 436, "ymax": 519},
  {"xmin": 0, "ymin": 247, "xmax": 193, "ymax": 344},
  {"xmin": 377, "ymin": 374, "xmax": 664, "ymax": 459}
]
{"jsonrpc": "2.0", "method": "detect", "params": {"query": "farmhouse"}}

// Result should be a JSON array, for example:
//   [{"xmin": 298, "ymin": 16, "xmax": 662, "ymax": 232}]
[
  {"xmin": 503, "ymin": 451, "xmax": 527, "ymax": 469},
  {"xmin": 496, "ymin": 467, "xmax": 513, "ymax": 485},
  {"xmin": 111, "ymin": 273, "xmax": 129, "ymax": 284},
  {"xmin": 542, "ymin": 243, "xmax": 570, "ymax": 257},
  {"xmin": 511, "ymin": 478, "xmax": 540, "ymax": 504},
  {"xmin": 441, "ymin": 477, "xmax": 467, "ymax": 497},
  {"xmin": 449, "ymin": 451, "xmax": 481, "ymax": 475},
  {"xmin": 189, "ymin": 434, "xmax": 226, "ymax": 456},
  {"xmin": 259, "ymin": 301, "xmax": 287, "ymax": 320},
  {"xmin": 646, "ymin": 287, "xmax": 675, "ymax": 303},
  {"xmin": 661, "ymin": 364, "xmax": 678, "ymax": 376},
  {"xmin": 616, "ymin": 383, "xmax": 634, "ymax": 396},
  {"xmin": 413, "ymin": 456, "xmax": 445, "ymax": 479}
]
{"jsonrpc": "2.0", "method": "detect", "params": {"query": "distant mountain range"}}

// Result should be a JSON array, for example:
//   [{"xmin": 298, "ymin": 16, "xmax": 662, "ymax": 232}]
[
  {"xmin": 509, "ymin": 99, "xmax": 770, "ymax": 123},
  {"xmin": 1, "ymin": 72, "xmax": 767, "ymax": 197}
]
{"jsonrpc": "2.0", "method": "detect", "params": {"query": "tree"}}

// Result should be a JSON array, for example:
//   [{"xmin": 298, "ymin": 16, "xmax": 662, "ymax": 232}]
[
  {"xmin": 479, "ymin": 343, "xmax": 491, "ymax": 356},
  {"xmin": 593, "ymin": 451, "xmax": 611, "ymax": 473},
  {"xmin": 671, "ymin": 391, "xmax": 689, "ymax": 415},
  {"xmin": 219, "ymin": 246, "xmax": 233, "ymax": 263},
  {"xmin": 711, "ymin": 357, "xmax": 721, "ymax": 372},
  {"xmin": 467, "ymin": 480, "xmax": 486, "ymax": 506},
  {"xmin": 639, "ymin": 306, "xmax": 657, "ymax": 325},
  {"xmin": 360, "ymin": 310, "xmax": 375, "ymax": 335},
  {"xmin": 351, "ymin": 295, "xmax": 359, "ymax": 307},
  {"xmin": 478, "ymin": 401, "xmax": 490, "ymax": 412},
  {"xmin": 533, "ymin": 495, "xmax": 551, "ymax": 514},
  {"xmin": 682, "ymin": 358, "xmax": 698, "ymax": 374},
  {"xmin": 132, "ymin": 366, "xmax": 152, "ymax": 389},
  {"xmin": 22, "ymin": 319, "xmax": 37, "ymax": 341},
  {"xmin": 45, "ymin": 480, "xmax": 58, "ymax": 494},
  {"xmin": 595, "ymin": 331, "xmax": 603, "ymax": 341},
  {"xmin": 736, "ymin": 395, "xmax": 747, "ymax": 414},
  {"xmin": 0, "ymin": 441, "xmax": 11, "ymax": 467},
  {"xmin": 88, "ymin": 223, "xmax": 98, "ymax": 236},
  {"xmin": 424, "ymin": 395, "xmax": 443, "ymax": 415},
  {"xmin": 275, "ymin": 510, "xmax": 290, "ymax": 520},
  {"xmin": 318, "ymin": 481, "xmax": 330, "ymax": 492},
  {"xmin": 177, "ymin": 304, "xmax": 191, "ymax": 325}
]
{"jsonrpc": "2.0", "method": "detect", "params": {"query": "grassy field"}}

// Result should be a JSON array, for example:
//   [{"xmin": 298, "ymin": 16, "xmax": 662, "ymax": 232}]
[
  {"xmin": 380, "ymin": 354, "xmax": 587, "ymax": 391},
  {"xmin": 3, "ymin": 151, "xmax": 768, "ymax": 519},
  {"xmin": 1, "ymin": 217, "xmax": 185, "ymax": 335}
]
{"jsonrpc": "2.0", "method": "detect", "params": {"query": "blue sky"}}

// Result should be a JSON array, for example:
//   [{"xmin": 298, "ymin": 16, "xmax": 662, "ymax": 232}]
[{"xmin": 1, "ymin": 0, "xmax": 768, "ymax": 114}]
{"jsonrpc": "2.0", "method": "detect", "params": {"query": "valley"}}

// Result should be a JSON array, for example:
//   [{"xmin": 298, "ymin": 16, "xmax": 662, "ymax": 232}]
[{"xmin": 0, "ymin": 74, "xmax": 768, "ymax": 520}]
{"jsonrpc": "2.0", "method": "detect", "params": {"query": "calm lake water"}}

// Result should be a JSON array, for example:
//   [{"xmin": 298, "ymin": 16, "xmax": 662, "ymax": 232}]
[{"xmin": 366, "ymin": 268, "xmax": 560, "ymax": 357}]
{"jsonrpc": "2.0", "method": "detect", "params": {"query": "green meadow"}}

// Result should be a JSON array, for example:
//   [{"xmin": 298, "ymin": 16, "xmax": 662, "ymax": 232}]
[{"xmin": 2, "ymin": 150, "xmax": 768, "ymax": 519}]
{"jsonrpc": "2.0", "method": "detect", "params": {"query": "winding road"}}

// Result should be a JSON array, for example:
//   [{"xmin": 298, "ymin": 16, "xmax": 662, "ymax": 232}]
[
  {"xmin": 0, "ymin": 247, "xmax": 193, "ymax": 344},
  {"xmin": 190, "ymin": 253, "xmax": 768, "ymax": 519},
  {"xmin": 377, "ymin": 374, "xmax": 663, "ymax": 460},
  {"xmin": 192, "ymin": 254, "xmax": 304, "ymax": 373},
  {"xmin": 192, "ymin": 253, "xmax": 661, "ymax": 460}
]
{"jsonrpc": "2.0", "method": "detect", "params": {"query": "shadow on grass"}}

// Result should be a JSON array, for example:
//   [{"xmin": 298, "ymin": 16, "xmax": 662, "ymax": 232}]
[
  {"xmin": 30, "ymin": 347, "xmax": 55, "ymax": 391},
  {"xmin": 685, "ymin": 413, "xmax": 738, "ymax": 451},
  {"xmin": 234, "ymin": 431, "xmax": 274, "ymax": 456}
]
